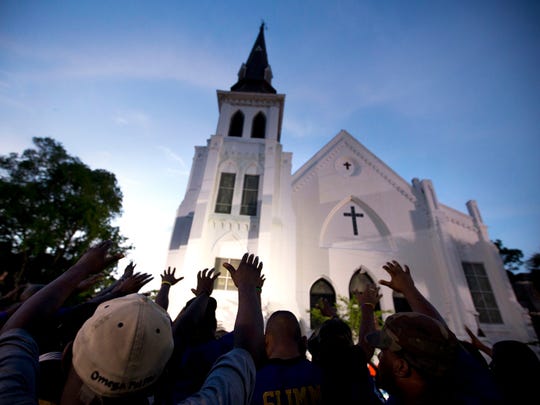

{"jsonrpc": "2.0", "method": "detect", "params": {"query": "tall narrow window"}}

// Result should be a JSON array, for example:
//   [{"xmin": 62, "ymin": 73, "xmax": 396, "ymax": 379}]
[
  {"xmin": 240, "ymin": 174, "xmax": 259, "ymax": 216},
  {"xmin": 251, "ymin": 112, "xmax": 266, "ymax": 139},
  {"xmin": 349, "ymin": 268, "xmax": 376, "ymax": 297},
  {"xmin": 462, "ymin": 262, "xmax": 503, "ymax": 323},
  {"xmin": 215, "ymin": 173, "xmax": 235, "ymax": 214},
  {"xmin": 228, "ymin": 111, "xmax": 244, "ymax": 137},
  {"xmin": 348, "ymin": 268, "xmax": 382, "ymax": 310},
  {"xmin": 214, "ymin": 257, "xmax": 241, "ymax": 291},
  {"xmin": 310, "ymin": 279, "xmax": 336, "ymax": 329}
]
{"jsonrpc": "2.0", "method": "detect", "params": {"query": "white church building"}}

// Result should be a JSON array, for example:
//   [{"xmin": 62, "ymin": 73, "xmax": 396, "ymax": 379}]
[{"xmin": 166, "ymin": 25, "xmax": 535, "ymax": 344}]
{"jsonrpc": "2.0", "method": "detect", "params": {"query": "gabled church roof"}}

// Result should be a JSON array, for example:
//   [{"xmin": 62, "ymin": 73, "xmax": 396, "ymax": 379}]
[
  {"xmin": 230, "ymin": 23, "xmax": 277, "ymax": 94},
  {"xmin": 292, "ymin": 130, "xmax": 416, "ymax": 204}
]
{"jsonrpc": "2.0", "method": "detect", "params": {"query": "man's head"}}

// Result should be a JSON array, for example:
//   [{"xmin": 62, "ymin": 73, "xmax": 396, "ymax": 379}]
[
  {"xmin": 265, "ymin": 310, "xmax": 304, "ymax": 359},
  {"xmin": 308, "ymin": 317, "xmax": 354, "ymax": 364},
  {"xmin": 366, "ymin": 312, "xmax": 458, "ymax": 386},
  {"xmin": 69, "ymin": 293, "xmax": 173, "ymax": 400}
]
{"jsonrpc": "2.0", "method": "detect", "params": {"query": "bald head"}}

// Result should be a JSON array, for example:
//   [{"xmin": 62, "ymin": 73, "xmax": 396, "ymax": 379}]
[{"xmin": 265, "ymin": 310, "xmax": 304, "ymax": 359}]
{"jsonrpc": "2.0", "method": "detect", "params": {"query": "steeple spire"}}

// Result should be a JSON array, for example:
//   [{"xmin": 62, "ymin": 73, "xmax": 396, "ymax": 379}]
[{"xmin": 231, "ymin": 23, "xmax": 277, "ymax": 94}]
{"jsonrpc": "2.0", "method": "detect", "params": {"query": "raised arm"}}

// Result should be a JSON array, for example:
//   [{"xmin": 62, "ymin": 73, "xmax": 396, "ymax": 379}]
[
  {"xmin": 1, "ymin": 240, "xmax": 123, "ymax": 334},
  {"xmin": 155, "ymin": 267, "xmax": 183, "ymax": 310},
  {"xmin": 379, "ymin": 260, "xmax": 445, "ymax": 324},
  {"xmin": 353, "ymin": 283, "xmax": 382, "ymax": 359},
  {"xmin": 171, "ymin": 268, "xmax": 219, "ymax": 339},
  {"xmin": 465, "ymin": 325, "xmax": 493, "ymax": 358},
  {"xmin": 92, "ymin": 260, "xmax": 136, "ymax": 298},
  {"xmin": 86, "ymin": 271, "xmax": 154, "ymax": 304},
  {"xmin": 223, "ymin": 253, "xmax": 265, "ymax": 367}
]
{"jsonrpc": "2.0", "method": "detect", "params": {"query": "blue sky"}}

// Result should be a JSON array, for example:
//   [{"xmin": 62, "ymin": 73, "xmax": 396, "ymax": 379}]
[{"xmin": 1, "ymin": 1, "xmax": 539, "ymax": 286}]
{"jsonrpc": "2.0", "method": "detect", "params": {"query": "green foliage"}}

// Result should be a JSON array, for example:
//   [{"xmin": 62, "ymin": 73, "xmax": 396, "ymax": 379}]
[
  {"xmin": 493, "ymin": 239, "xmax": 524, "ymax": 273},
  {"xmin": 0, "ymin": 137, "xmax": 131, "ymax": 293},
  {"xmin": 526, "ymin": 253, "xmax": 540, "ymax": 272},
  {"xmin": 146, "ymin": 289, "xmax": 159, "ymax": 302},
  {"xmin": 310, "ymin": 295, "xmax": 388, "ymax": 341},
  {"xmin": 526, "ymin": 252, "xmax": 540, "ymax": 291}
]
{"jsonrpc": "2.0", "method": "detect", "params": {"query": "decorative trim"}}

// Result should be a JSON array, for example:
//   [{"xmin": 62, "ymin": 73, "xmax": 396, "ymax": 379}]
[
  {"xmin": 217, "ymin": 90, "xmax": 285, "ymax": 109},
  {"xmin": 210, "ymin": 217, "xmax": 253, "ymax": 233},
  {"xmin": 293, "ymin": 137, "xmax": 416, "ymax": 204}
]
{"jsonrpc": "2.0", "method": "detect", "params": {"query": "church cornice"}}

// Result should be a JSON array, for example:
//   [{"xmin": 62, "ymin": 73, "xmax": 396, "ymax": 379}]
[
  {"xmin": 441, "ymin": 204, "xmax": 479, "ymax": 233},
  {"xmin": 217, "ymin": 90, "xmax": 285, "ymax": 109},
  {"xmin": 220, "ymin": 148, "xmax": 265, "ymax": 164},
  {"xmin": 208, "ymin": 214, "xmax": 256, "ymax": 235}
]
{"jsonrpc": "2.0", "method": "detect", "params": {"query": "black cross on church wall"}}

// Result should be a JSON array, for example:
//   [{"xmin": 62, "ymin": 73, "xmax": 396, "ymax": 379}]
[
  {"xmin": 343, "ymin": 206, "xmax": 364, "ymax": 235},
  {"xmin": 343, "ymin": 161, "xmax": 352, "ymax": 170}
]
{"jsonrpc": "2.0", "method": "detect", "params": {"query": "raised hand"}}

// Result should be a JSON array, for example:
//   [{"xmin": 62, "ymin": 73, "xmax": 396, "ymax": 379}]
[
  {"xmin": 156, "ymin": 267, "xmax": 182, "ymax": 311},
  {"xmin": 191, "ymin": 268, "xmax": 220, "ymax": 296},
  {"xmin": 223, "ymin": 253, "xmax": 263, "ymax": 289},
  {"xmin": 161, "ymin": 267, "xmax": 184, "ymax": 287},
  {"xmin": 73, "ymin": 240, "xmax": 124, "ymax": 274},
  {"xmin": 379, "ymin": 260, "xmax": 445, "ymax": 323},
  {"xmin": 120, "ymin": 261, "xmax": 136, "ymax": 280},
  {"xmin": 379, "ymin": 260, "xmax": 415, "ymax": 294},
  {"xmin": 112, "ymin": 272, "xmax": 154, "ymax": 294}
]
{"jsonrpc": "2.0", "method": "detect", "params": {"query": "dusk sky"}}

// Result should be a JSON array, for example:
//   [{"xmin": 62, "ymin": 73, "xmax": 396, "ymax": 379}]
[{"xmin": 1, "ymin": 1, "xmax": 539, "ymax": 290}]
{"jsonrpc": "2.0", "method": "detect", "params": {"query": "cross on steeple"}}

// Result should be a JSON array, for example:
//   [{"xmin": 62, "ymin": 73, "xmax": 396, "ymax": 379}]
[
  {"xmin": 343, "ymin": 161, "xmax": 352, "ymax": 170},
  {"xmin": 343, "ymin": 206, "xmax": 364, "ymax": 236}
]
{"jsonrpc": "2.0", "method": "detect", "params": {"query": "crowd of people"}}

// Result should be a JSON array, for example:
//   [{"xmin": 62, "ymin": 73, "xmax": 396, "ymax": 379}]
[{"xmin": 1, "ymin": 241, "xmax": 539, "ymax": 404}]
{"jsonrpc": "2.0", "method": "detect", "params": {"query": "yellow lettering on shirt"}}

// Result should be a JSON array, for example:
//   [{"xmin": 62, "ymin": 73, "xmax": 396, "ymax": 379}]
[{"xmin": 261, "ymin": 385, "xmax": 321, "ymax": 405}]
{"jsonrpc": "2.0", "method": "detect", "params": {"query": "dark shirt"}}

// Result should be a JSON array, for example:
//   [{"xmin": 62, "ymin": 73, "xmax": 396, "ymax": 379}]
[
  {"xmin": 0, "ymin": 328, "xmax": 39, "ymax": 405},
  {"xmin": 251, "ymin": 356, "xmax": 323, "ymax": 405},
  {"xmin": 156, "ymin": 332, "xmax": 235, "ymax": 404}
]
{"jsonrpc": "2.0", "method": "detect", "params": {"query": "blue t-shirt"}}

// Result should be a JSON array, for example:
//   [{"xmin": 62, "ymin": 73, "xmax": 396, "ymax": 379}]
[{"xmin": 251, "ymin": 356, "xmax": 323, "ymax": 405}]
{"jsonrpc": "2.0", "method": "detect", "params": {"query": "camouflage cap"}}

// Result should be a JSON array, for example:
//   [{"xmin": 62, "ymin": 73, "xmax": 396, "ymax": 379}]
[{"xmin": 365, "ymin": 312, "xmax": 459, "ymax": 376}]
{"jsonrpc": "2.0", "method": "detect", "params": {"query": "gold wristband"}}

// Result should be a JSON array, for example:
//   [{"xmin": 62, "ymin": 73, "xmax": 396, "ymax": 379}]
[
  {"xmin": 161, "ymin": 281, "xmax": 172, "ymax": 286},
  {"xmin": 361, "ymin": 302, "xmax": 375, "ymax": 309}
]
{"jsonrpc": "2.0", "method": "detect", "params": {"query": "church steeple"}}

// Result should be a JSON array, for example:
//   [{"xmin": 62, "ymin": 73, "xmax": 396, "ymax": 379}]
[{"xmin": 231, "ymin": 23, "xmax": 277, "ymax": 94}]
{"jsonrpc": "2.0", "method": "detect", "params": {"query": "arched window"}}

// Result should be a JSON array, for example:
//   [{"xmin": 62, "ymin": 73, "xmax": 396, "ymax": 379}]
[
  {"xmin": 349, "ymin": 268, "xmax": 376, "ymax": 295},
  {"xmin": 310, "ymin": 279, "xmax": 336, "ymax": 330},
  {"xmin": 251, "ymin": 112, "xmax": 266, "ymax": 139},
  {"xmin": 349, "ymin": 268, "xmax": 381, "ymax": 310},
  {"xmin": 228, "ymin": 111, "xmax": 244, "ymax": 137}
]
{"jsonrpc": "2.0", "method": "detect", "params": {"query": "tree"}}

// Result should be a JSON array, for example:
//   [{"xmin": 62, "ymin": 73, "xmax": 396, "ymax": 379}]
[
  {"xmin": 0, "ymin": 137, "xmax": 130, "ymax": 293},
  {"xmin": 493, "ymin": 239, "xmax": 524, "ymax": 273},
  {"xmin": 526, "ymin": 253, "xmax": 540, "ymax": 272},
  {"xmin": 526, "ymin": 252, "xmax": 540, "ymax": 291}
]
